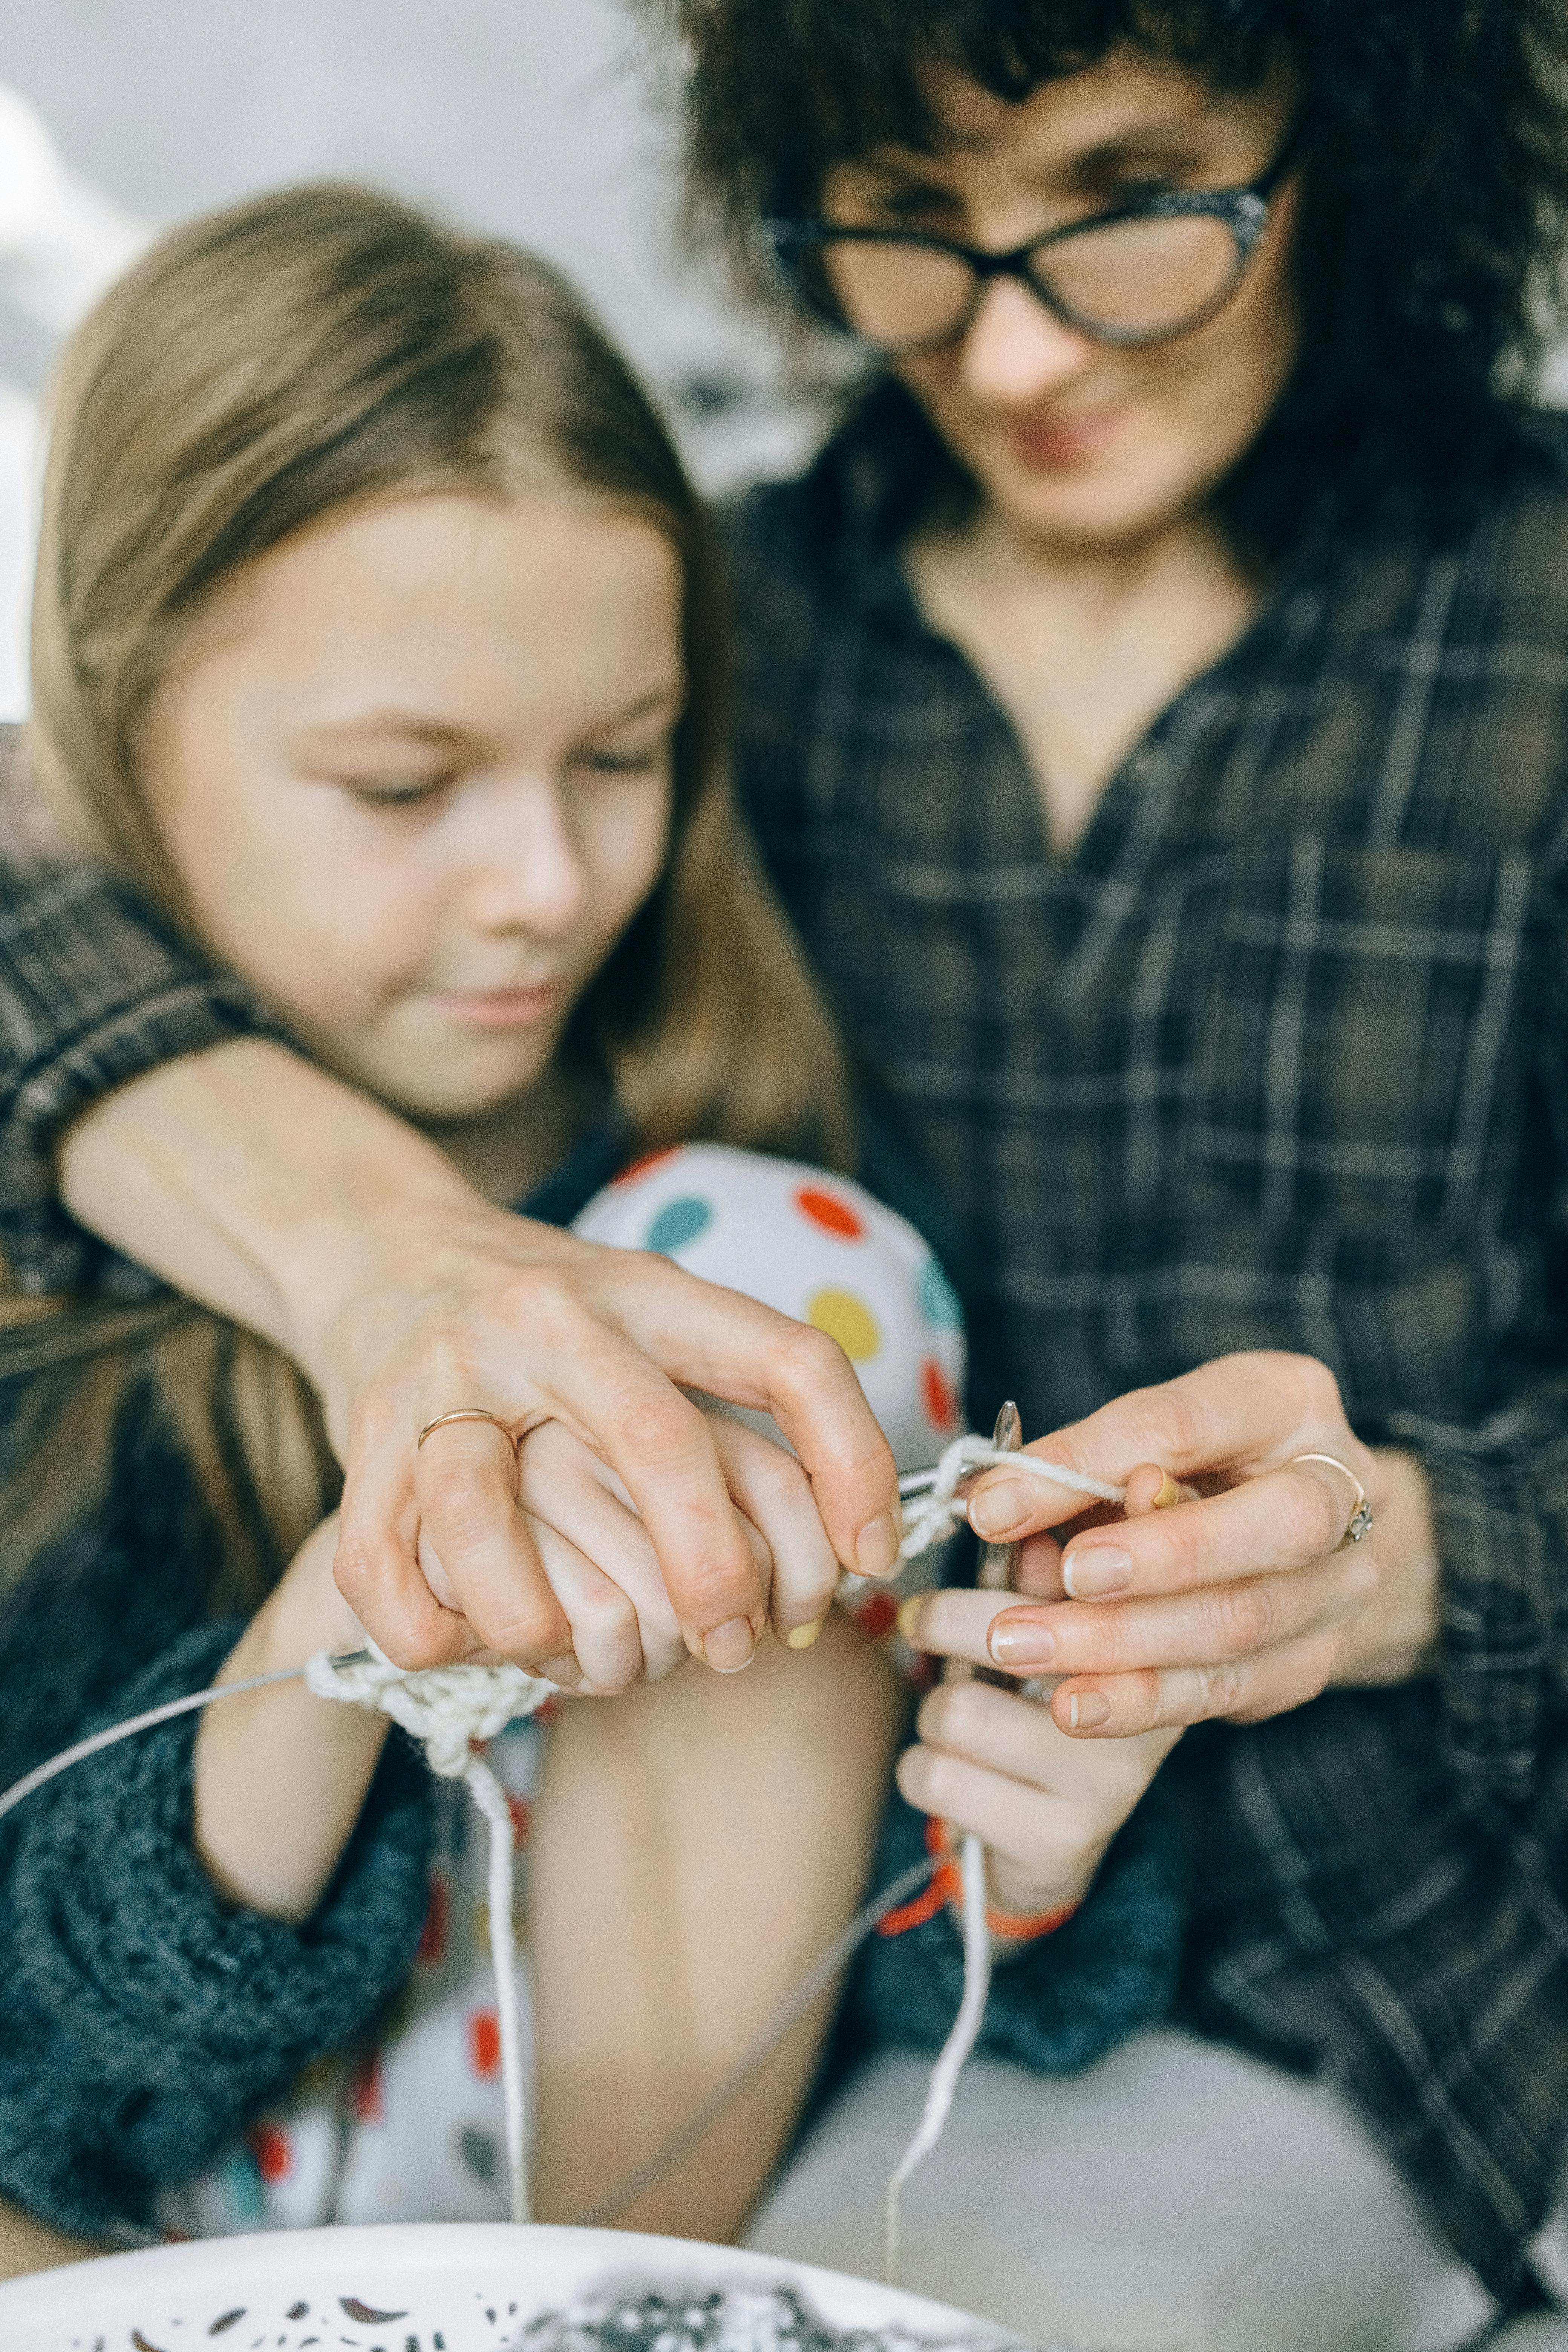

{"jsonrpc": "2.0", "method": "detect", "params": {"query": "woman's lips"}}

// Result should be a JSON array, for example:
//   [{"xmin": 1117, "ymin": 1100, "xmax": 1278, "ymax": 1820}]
[
  {"xmin": 433, "ymin": 984, "xmax": 561, "ymax": 1030},
  {"xmin": 1005, "ymin": 405, "xmax": 1124, "ymax": 469}
]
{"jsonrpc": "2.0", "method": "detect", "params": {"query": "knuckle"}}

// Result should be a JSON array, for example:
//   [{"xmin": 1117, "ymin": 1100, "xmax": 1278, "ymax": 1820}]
[
  {"xmin": 574, "ymin": 1576, "xmax": 637, "ymax": 1637},
  {"xmin": 1155, "ymin": 1511, "xmax": 1206, "ymax": 1588},
  {"xmin": 331, "ymin": 1533, "xmax": 380, "ymax": 1605},
  {"xmin": 1195, "ymin": 1659, "xmax": 1245, "ymax": 1720},
  {"xmin": 1134, "ymin": 1383, "xmax": 1204, "ymax": 1470},
  {"xmin": 1289, "ymin": 1351, "xmax": 1345, "ymax": 1422},
  {"xmin": 918, "ymin": 1747, "xmax": 967, "ymax": 1817},
  {"xmin": 770, "ymin": 1319, "xmax": 853, "ymax": 1391},
  {"xmin": 751, "ymin": 1439, "xmax": 812, "ymax": 1510},
  {"xmin": 612, "ymin": 1385, "xmax": 706, "ymax": 1466},
  {"xmin": 932, "ymin": 1679, "xmax": 989, "ymax": 1751},
  {"xmin": 484, "ymin": 1594, "xmax": 570, "ymax": 1664},
  {"xmin": 1213, "ymin": 1578, "xmax": 1279, "ymax": 1657}
]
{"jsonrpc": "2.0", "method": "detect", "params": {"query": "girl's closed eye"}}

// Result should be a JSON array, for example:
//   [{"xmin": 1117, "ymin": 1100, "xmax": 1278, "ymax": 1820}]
[
  {"xmin": 576, "ymin": 733, "xmax": 672, "ymax": 779},
  {"xmin": 333, "ymin": 770, "xmax": 459, "ymax": 808}
]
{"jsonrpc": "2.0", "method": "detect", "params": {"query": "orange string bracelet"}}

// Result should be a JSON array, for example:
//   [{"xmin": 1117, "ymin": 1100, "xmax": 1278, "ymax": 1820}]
[{"xmin": 877, "ymin": 1816, "xmax": 1079, "ymax": 1943}]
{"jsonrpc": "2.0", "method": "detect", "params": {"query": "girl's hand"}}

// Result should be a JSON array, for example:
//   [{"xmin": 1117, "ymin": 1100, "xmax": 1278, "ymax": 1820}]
[
  {"xmin": 955, "ymin": 1352, "xmax": 1439, "ymax": 1738},
  {"xmin": 896, "ymin": 1591, "xmax": 1181, "ymax": 1917},
  {"xmin": 193, "ymin": 1514, "xmax": 390, "ymax": 1924},
  {"xmin": 506, "ymin": 1411, "xmax": 844, "ymax": 1692}
]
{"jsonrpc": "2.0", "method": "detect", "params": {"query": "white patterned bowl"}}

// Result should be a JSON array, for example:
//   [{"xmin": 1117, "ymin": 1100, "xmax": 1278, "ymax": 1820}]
[{"xmin": 0, "ymin": 2221, "xmax": 1026, "ymax": 2352}]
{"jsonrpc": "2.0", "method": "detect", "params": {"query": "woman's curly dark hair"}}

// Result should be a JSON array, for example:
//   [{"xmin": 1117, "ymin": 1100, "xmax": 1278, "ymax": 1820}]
[{"xmin": 643, "ymin": 0, "xmax": 1568, "ymax": 557}]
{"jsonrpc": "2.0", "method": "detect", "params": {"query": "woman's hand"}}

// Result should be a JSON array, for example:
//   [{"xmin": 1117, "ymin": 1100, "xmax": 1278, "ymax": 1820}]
[
  {"xmin": 331, "ymin": 1202, "xmax": 896, "ymax": 1680},
  {"xmin": 505, "ymin": 1411, "xmax": 845, "ymax": 1691},
  {"xmin": 952, "ymin": 1352, "xmax": 1440, "ymax": 1738},
  {"xmin": 59, "ymin": 1041, "xmax": 902, "ymax": 1679}
]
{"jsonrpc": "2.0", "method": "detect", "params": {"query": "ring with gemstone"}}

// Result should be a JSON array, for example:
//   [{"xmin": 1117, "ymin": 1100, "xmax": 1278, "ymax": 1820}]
[{"xmin": 1291, "ymin": 1451, "xmax": 1374, "ymax": 1550}]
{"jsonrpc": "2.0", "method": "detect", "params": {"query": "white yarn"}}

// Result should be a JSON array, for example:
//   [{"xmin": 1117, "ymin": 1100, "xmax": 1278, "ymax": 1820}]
[
  {"xmin": 305, "ymin": 1645, "xmax": 556, "ymax": 2225},
  {"xmin": 881, "ymin": 1831, "xmax": 992, "ymax": 2286},
  {"xmin": 3, "ymin": 1426, "xmax": 1124, "ymax": 2255},
  {"xmin": 899, "ymin": 1432, "xmax": 1126, "ymax": 1559}
]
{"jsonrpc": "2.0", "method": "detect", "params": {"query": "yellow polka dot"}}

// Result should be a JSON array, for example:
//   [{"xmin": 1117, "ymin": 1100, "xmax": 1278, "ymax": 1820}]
[{"xmin": 807, "ymin": 1288, "xmax": 881, "ymax": 1361}]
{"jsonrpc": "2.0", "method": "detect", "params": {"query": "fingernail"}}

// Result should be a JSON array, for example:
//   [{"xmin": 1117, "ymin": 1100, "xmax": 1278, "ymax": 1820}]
[
  {"xmin": 969, "ymin": 1478, "xmax": 1029, "ymax": 1539},
  {"xmin": 787, "ymin": 1615, "xmax": 825, "ymax": 1651},
  {"xmin": 1154, "ymin": 1473, "xmax": 1183, "ymax": 1510},
  {"xmin": 703, "ymin": 1616, "xmax": 757, "ymax": 1673},
  {"xmin": 1067, "ymin": 1690, "xmax": 1110, "ymax": 1731},
  {"xmin": 856, "ymin": 1510, "xmax": 902, "ymax": 1579},
  {"xmin": 988, "ymin": 1619, "xmax": 1055, "ymax": 1669},
  {"xmin": 1062, "ymin": 1545, "xmax": 1132, "ymax": 1599},
  {"xmin": 539, "ymin": 1652, "xmax": 583, "ymax": 1689},
  {"xmin": 897, "ymin": 1594, "xmax": 929, "ymax": 1648}
]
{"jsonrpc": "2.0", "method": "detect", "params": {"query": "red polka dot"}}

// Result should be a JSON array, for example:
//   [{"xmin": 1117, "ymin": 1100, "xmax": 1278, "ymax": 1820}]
[
  {"xmin": 417, "ymin": 1873, "xmax": 449, "ymax": 1966},
  {"xmin": 795, "ymin": 1187, "xmax": 864, "ymax": 1239},
  {"xmin": 470, "ymin": 2011, "xmax": 502, "ymax": 2078},
  {"xmin": 612, "ymin": 1145, "xmax": 682, "ymax": 1187},
  {"xmin": 248, "ymin": 2123, "xmax": 291, "ymax": 2183},
  {"xmin": 351, "ymin": 2053, "xmax": 384, "ymax": 2125},
  {"xmin": 534, "ymin": 1695, "xmax": 560, "ymax": 1726},
  {"xmin": 922, "ymin": 1357, "xmax": 958, "ymax": 1431},
  {"xmin": 854, "ymin": 1590, "xmax": 899, "ymax": 1641},
  {"xmin": 507, "ymin": 1794, "xmax": 531, "ymax": 1851}
]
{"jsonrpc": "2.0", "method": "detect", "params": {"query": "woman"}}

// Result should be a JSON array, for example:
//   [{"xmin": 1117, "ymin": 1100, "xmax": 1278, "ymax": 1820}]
[{"xmin": 3, "ymin": 0, "xmax": 1568, "ymax": 2303}]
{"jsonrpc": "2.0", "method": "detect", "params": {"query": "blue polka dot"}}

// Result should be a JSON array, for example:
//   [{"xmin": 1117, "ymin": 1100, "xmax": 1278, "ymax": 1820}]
[
  {"xmin": 919, "ymin": 1256, "xmax": 963, "ymax": 1330},
  {"xmin": 646, "ymin": 1196, "xmax": 713, "ymax": 1255}
]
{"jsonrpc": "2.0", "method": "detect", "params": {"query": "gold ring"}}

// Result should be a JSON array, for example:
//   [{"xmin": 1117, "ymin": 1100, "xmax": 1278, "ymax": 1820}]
[
  {"xmin": 1291, "ymin": 1452, "xmax": 1374, "ymax": 1549},
  {"xmin": 416, "ymin": 1407, "xmax": 514, "ymax": 1451}
]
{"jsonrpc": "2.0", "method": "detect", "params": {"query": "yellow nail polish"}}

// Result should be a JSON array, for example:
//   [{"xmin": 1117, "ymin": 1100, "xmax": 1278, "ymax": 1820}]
[
  {"xmin": 1153, "ymin": 1472, "xmax": 1183, "ymax": 1509},
  {"xmin": 897, "ymin": 1594, "xmax": 928, "ymax": 1647},
  {"xmin": 787, "ymin": 1615, "xmax": 825, "ymax": 1650}
]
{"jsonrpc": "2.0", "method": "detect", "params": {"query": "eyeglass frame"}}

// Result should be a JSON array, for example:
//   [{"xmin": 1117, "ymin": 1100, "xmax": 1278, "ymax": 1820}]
[{"xmin": 763, "ymin": 117, "xmax": 1306, "ymax": 357}]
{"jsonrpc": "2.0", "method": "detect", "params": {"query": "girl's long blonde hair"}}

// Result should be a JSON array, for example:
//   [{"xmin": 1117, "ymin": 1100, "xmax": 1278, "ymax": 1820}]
[{"xmin": 3, "ymin": 182, "xmax": 852, "ymax": 1611}]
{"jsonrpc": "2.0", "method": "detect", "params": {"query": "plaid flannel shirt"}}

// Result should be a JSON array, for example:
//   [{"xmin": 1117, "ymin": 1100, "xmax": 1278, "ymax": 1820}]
[
  {"xmin": 3, "ymin": 387, "xmax": 1568, "ymax": 2295},
  {"xmin": 722, "ymin": 389, "xmax": 1568, "ymax": 2301}
]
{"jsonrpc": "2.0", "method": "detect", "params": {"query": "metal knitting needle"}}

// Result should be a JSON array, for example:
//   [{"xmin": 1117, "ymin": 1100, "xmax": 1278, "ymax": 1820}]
[
  {"xmin": 971, "ymin": 1401, "xmax": 1025, "ymax": 1689},
  {"xmin": 937, "ymin": 1402, "xmax": 1023, "ymax": 1692}
]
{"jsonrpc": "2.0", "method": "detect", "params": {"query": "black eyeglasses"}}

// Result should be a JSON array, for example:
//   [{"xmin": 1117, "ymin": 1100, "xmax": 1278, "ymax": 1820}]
[{"xmin": 765, "ymin": 123, "xmax": 1303, "ymax": 357}]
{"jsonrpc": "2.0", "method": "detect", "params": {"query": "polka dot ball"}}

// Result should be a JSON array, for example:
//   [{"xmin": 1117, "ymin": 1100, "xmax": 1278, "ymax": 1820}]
[{"xmin": 571, "ymin": 1142, "xmax": 966, "ymax": 1472}]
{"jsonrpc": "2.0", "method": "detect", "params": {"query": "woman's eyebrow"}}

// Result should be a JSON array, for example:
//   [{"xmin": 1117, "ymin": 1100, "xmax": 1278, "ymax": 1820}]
[
  {"xmin": 847, "ymin": 114, "xmax": 1227, "ymax": 210},
  {"xmin": 1062, "ymin": 126, "xmax": 1221, "ymax": 185}
]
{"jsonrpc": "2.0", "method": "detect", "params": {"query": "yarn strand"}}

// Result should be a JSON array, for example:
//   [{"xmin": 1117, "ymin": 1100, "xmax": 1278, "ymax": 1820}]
[
  {"xmin": 0, "ymin": 1666, "xmax": 305, "ymax": 1825},
  {"xmin": 304, "ymin": 1644, "xmax": 556, "ymax": 2226},
  {"xmin": 899, "ymin": 1433, "xmax": 1124, "ymax": 1559},
  {"xmin": 880, "ymin": 1831, "xmax": 992, "ymax": 2286}
]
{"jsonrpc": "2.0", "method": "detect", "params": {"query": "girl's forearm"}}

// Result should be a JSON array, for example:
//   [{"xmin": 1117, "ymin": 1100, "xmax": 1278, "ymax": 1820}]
[{"xmin": 193, "ymin": 1521, "xmax": 389, "ymax": 1925}]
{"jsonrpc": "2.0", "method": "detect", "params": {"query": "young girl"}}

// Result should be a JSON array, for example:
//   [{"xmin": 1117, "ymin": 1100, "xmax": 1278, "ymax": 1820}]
[{"xmin": 0, "ymin": 184, "xmax": 1180, "ymax": 2267}]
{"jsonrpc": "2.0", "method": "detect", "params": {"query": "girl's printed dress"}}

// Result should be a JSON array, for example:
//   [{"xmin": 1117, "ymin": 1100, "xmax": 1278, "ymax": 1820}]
[
  {"xmin": 158, "ymin": 1145, "xmax": 968, "ymax": 2234},
  {"xmin": 159, "ymin": 1717, "xmax": 547, "ymax": 2232}
]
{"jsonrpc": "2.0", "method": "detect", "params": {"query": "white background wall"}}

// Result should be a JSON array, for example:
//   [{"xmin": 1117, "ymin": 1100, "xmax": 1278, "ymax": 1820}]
[{"xmin": 0, "ymin": 1, "xmax": 822, "ymax": 717}]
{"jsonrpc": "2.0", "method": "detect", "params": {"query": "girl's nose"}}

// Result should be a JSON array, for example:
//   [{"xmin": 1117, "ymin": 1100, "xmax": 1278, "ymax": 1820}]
[
  {"xmin": 956, "ymin": 274, "xmax": 1097, "ymax": 408},
  {"xmin": 467, "ymin": 778, "xmax": 589, "ymax": 940}
]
